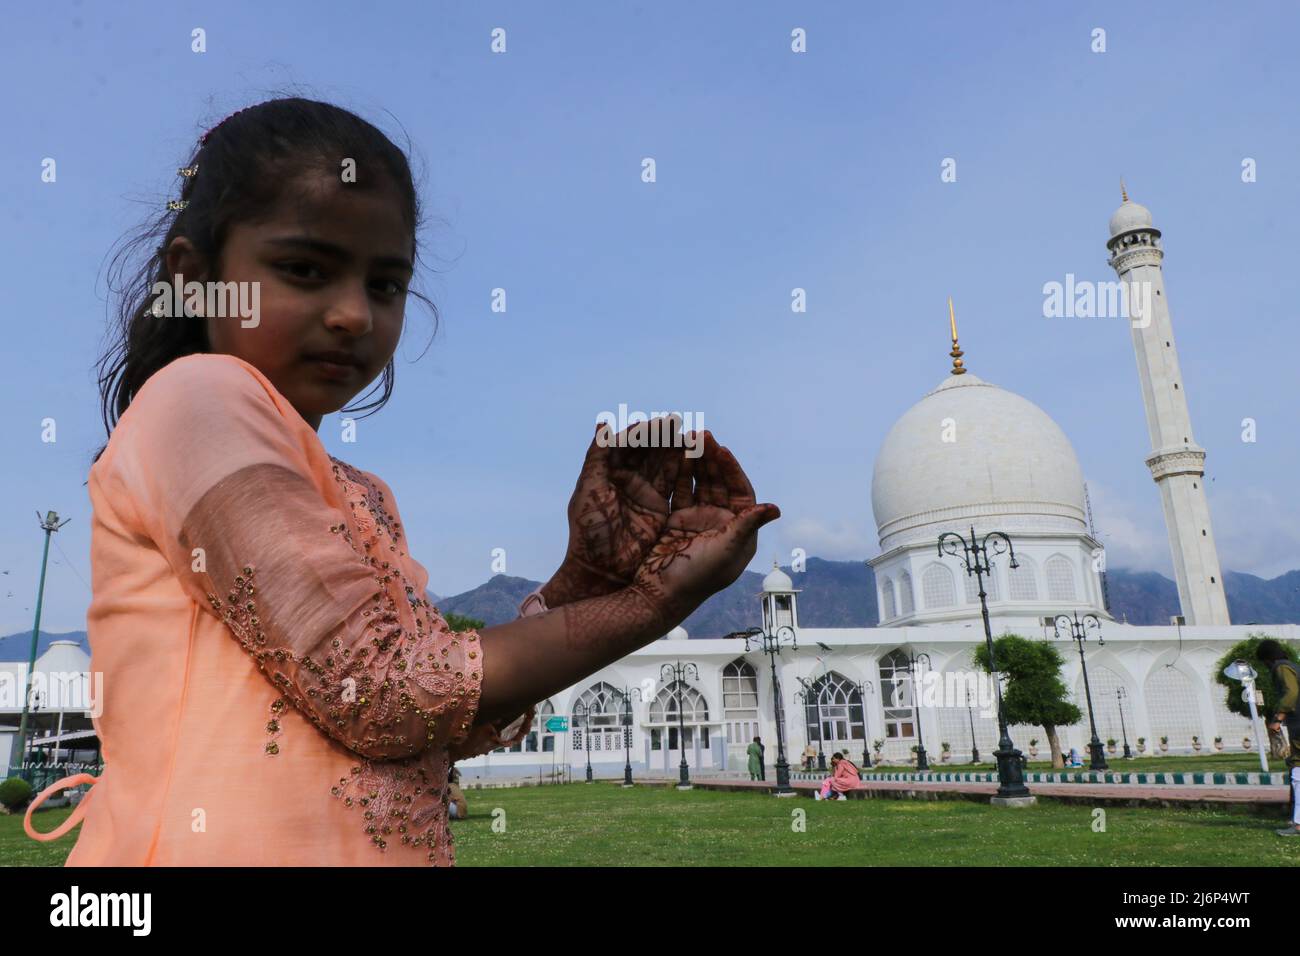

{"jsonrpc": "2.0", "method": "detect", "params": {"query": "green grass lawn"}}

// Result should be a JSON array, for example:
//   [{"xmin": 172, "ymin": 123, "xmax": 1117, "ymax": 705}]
[{"xmin": 10, "ymin": 782, "xmax": 1297, "ymax": 867}]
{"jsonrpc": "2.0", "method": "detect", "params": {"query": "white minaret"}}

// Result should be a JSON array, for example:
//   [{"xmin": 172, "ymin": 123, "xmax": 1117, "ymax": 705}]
[{"xmin": 1106, "ymin": 186, "xmax": 1230, "ymax": 625}]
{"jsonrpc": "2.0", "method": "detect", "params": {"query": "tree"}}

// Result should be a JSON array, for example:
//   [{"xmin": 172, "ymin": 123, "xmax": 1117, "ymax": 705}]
[
  {"xmin": 972, "ymin": 635, "xmax": 1082, "ymax": 769},
  {"xmin": 1212, "ymin": 633, "xmax": 1297, "ymax": 719},
  {"xmin": 443, "ymin": 612, "xmax": 486, "ymax": 633},
  {"xmin": 1213, "ymin": 633, "xmax": 1297, "ymax": 758}
]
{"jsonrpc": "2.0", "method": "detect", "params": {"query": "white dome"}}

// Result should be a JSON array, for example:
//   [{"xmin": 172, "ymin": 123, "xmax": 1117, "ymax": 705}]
[
  {"xmin": 665, "ymin": 625, "xmax": 689, "ymax": 641},
  {"xmin": 1108, "ymin": 199, "xmax": 1154, "ymax": 238},
  {"xmin": 871, "ymin": 373, "xmax": 1087, "ymax": 550},
  {"xmin": 761, "ymin": 562, "xmax": 794, "ymax": 593}
]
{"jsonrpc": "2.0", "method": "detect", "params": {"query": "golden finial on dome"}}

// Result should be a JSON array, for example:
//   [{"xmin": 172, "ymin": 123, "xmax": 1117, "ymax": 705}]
[
  {"xmin": 948, "ymin": 297, "xmax": 966, "ymax": 375},
  {"xmin": 1120, "ymin": 177, "xmax": 1128, "ymax": 203}
]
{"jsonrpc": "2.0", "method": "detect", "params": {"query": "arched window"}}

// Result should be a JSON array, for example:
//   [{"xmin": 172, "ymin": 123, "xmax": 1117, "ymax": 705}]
[
  {"xmin": 898, "ymin": 571, "xmax": 915, "ymax": 616},
  {"xmin": 878, "ymin": 650, "xmax": 916, "ymax": 739},
  {"xmin": 1008, "ymin": 555, "xmax": 1038, "ymax": 601},
  {"xmin": 723, "ymin": 659, "xmax": 760, "ymax": 745},
  {"xmin": 802, "ymin": 671, "xmax": 865, "ymax": 745},
  {"xmin": 880, "ymin": 576, "xmax": 896, "ymax": 621},
  {"xmin": 921, "ymin": 563, "xmax": 956, "ymax": 609},
  {"xmin": 573, "ymin": 683, "xmax": 626, "ymax": 754},
  {"xmin": 647, "ymin": 681, "xmax": 710, "ymax": 752},
  {"xmin": 1045, "ymin": 555, "xmax": 1076, "ymax": 602}
]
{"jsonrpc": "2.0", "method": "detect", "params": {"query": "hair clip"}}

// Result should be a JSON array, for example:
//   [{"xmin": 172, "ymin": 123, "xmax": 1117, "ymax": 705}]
[
  {"xmin": 178, "ymin": 164, "xmax": 198, "ymax": 178},
  {"xmin": 167, "ymin": 200, "xmax": 189, "ymax": 211}
]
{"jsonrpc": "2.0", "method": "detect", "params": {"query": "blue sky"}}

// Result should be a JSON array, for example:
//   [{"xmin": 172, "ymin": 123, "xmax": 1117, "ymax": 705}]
[{"xmin": 2, "ymin": 1, "xmax": 1298, "ymax": 634}]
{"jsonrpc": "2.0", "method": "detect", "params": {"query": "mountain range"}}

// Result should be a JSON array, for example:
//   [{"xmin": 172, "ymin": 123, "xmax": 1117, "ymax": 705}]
[
  {"xmin": 433, "ymin": 558, "xmax": 1300, "ymax": 633},
  {"xmin": 4, "ymin": 559, "xmax": 1296, "ymax": 658}
]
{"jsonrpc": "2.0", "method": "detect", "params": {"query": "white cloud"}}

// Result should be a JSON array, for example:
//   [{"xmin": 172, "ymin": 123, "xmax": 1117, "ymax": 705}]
[
  {"xmin": 1088, "ymin": 479, "xmax": 1300, "ymax": 579},
  {"xmin": 779, "ymin": 515, "xmax": 876, "ymax": 562},
  {"xmin": 1208, "ymin": 486, "xmax": 1300, "ymax": 579},
  {"xmin": 1085, "ymin": 481, "xmax": 1171, "ymax": 572}
]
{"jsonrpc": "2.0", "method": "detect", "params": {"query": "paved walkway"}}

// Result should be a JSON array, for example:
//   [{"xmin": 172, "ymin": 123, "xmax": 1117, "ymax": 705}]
[{"xmin": 638, "ymin": 775, "xmax": 1288, "ymax": 807}]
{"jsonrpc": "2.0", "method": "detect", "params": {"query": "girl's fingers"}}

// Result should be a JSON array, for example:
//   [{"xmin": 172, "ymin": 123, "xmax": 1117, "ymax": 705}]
[
  {"xmin": 695, "ymin": 432, "xmax": 729, "ymax": 509},
  {"xmin": 671, "ymin": 439, "xmax": 697, "ymax": 509},
  {"xmin": 608, "ymin": 415, "xmax": 680, "ymax": 500},
  {"xmin": 641, "ymin": 432, "xmax": 683, "ymax": 502},
  {"xmin": 716, "ymin": 443, "xmax": 756, "ymax": 508},
  {"xmin": 579, "ymin": 422, "xmax": 613, "ymax": 487},
  {"xmin": 728, "ymin": 503, "xmax": 781, "ymax": 541}
]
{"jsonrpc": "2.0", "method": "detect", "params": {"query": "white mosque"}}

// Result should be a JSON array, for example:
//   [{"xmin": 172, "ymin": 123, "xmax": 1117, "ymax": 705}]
[
  {"xmin": 449, "ymin": 191, "xmax": 1297, "ymax": 780},
  {"xmin": 4, "ymin": 194, "xmax": 1296, "ymax": 784}
]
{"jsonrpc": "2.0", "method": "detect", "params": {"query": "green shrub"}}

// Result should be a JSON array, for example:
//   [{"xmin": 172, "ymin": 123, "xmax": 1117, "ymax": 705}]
[
  {"xmin": 1214, "ymin": 634, "xmax": 1297, "ymax": 719},
  {"xmin": 0, "ymin": 776, "xmax": 33, "ymax": 810}
]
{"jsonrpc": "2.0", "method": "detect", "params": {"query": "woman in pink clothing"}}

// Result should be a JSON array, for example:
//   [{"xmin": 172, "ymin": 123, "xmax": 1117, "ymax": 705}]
[
  {"xmin": 815, "ymin": 752, "xmax": 861, "ymax": 800},
  {"xmin": 23, "ymin": 97, "xmax": 779, "ymax": 866}
]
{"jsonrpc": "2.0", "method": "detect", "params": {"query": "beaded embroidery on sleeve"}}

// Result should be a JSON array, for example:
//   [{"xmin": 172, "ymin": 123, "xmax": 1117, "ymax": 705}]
[{"xmin": 198, "ymin": 458, "xmax": 505, "ymax": 863}]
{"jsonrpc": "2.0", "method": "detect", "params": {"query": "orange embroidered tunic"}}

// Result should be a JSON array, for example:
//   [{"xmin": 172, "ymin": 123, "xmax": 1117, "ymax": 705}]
[{"xmin": 24, "ymin": 353, "xmax": 532, "ymax": 865}]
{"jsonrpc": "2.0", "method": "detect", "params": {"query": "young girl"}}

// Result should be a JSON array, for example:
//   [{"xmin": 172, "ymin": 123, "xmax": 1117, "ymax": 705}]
[{"xmin": 23, "ymin": 97, "xmax": 779, "ymax": 866}]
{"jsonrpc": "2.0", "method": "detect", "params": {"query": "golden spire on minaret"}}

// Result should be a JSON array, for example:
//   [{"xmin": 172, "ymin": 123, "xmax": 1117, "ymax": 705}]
[
  {"xmin": 1120, "ymin": 177, "xmax": 1128, "ymax": 203},
  {"xmin": 948, "ymin": 297, "xmax": 966, "ymax": 375}
]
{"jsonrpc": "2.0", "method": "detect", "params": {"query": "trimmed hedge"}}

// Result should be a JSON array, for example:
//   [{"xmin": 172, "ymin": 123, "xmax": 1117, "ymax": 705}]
[{"xmin": 0, "ymin": 776, "xmax": 33, "ymax": 810}]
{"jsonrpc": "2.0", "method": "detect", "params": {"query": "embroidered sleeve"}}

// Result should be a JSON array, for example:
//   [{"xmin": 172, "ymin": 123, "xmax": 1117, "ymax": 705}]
[{"xmin": 111, "ymin": 355, "xmax": 486, "ymax": 761}]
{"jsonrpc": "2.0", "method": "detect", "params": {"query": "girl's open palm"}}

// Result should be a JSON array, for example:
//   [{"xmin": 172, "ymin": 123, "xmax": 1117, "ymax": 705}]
[
  {"xmin": 632, "ymin": 431, "xmax": 780, "ymax": 622},
  {"xmin": 550, "ymin": 417, "xmax": 687, "ymax": 601}
]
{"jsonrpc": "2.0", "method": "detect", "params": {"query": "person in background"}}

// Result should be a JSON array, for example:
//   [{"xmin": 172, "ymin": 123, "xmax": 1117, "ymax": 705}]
[
  {"xmin": 746, "ymin": 737, "xmax": 764, "ymax": 781},
  {"xmin": 802, "ymin": 743, "xmax": 817, "ymax": 772},
  {"xmin": 814, "ymin": 751, "xmax": 861, "ymax": 801},
  {"xmin": 446, "ymin": 766, "xmax": 467, "ymax": 821},
  {"xmin": 756, "ymin": 736, "xmax": 766, "ymax": 780},
  {"xmin": 1257, "ymin": 639, "xmax": 1300, "ymax": 837}
]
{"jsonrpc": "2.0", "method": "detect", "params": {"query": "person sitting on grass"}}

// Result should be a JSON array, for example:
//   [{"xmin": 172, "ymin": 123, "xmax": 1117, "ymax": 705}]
[{"xmin": 814, "ymin": 752, "xmax": 861, "ymax": 800}]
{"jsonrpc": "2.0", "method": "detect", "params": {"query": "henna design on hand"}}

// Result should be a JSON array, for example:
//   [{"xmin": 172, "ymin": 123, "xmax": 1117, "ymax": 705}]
[
  {"xmin": 639, "ymin": 529, "xmax": 693, "ymax": 575},
  {"xmin": 560, "ymin": 585, "xmax": 666, "ymax": 652},
  {"xmin": 549, "ymin": 420, "xmax": 683, "ymax": 606}
]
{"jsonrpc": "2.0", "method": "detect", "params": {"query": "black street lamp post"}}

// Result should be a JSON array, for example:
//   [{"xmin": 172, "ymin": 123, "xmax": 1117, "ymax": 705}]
[
  {"xmin": 851, "ymin": 680, "xmax": 875, "ymax": 768},
  {"xmin": 660, "ymin": 661, "xmax": 700, "ymax": 789},
  {"xmin": 735, "ymin": 624, "xmax": 799, "ymax": 796},
  {"xmin": 1116, "ymin": 687, "xmax": 1133, "ymax": 759},
  {"xmin": 966, "ymin": 685, "xmax": 981, "ymax": 764},
  {"xmin": 937, "ymin": 526, "xmax": 1031, "ymax": 800},
  {"xmin": 897, "ymin": 650, "xmax": 932, "ymax": 770},
  {"xmin": 1053, "ymin": 611, "xmax": 1108, "ymax": 771},
  {"xmin": 620, "ymin": 685, "xmax": 648, "ymax": 787},
  {"xmin": 573, "ymin": 699, "xmax": 594, "ymax": 782}
]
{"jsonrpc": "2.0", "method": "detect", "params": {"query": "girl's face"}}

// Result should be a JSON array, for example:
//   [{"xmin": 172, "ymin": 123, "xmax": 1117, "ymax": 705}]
[{"xmin": 168, "ymin": 170, "xmax": 413, "ymax": 430}]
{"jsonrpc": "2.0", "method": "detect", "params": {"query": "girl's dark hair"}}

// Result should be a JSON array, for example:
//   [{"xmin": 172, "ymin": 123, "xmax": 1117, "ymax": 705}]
[
  {"xmin": 1256, "ymin": 639, "xmax": 1287, "ymax": 662},
  {"xmin": 94, "ymin": 95, "xmax": 439, "ymax": 462}
]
